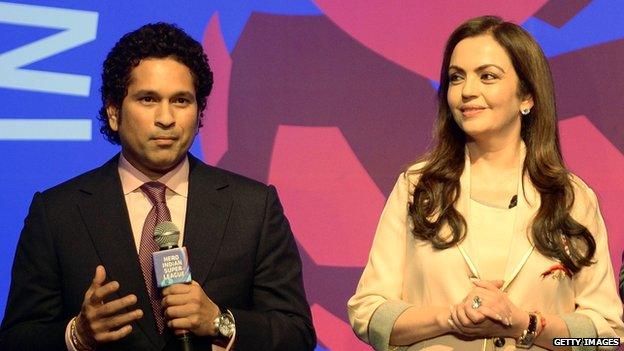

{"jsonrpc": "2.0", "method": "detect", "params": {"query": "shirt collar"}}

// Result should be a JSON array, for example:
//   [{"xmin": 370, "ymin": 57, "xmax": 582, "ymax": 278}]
[{"xmin": 118, "ymin": 153, "xmax": 189, "ymax": 197}]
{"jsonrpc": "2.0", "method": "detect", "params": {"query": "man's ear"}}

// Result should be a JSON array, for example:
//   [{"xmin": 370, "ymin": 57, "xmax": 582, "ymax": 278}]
[{"xmin": 107, "ymin": 105, "xmax": 120, "ymax": 131}]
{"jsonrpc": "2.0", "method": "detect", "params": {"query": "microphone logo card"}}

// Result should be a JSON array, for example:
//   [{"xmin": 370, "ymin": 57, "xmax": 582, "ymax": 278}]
[{"xmin": 152, "ymin": 247, "xmax": 192, "ymax": 287}]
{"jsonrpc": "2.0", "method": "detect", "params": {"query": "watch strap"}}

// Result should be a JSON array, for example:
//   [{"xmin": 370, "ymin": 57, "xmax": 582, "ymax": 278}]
[{"xmin": 516, "ymin": 312, "xmax": 538, "ymax": 349}]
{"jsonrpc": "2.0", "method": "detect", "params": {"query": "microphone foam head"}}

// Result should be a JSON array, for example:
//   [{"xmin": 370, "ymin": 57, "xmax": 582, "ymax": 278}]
[{"xmin": 153, "ymin": 221, "xmax": 180, "ymax": 249}]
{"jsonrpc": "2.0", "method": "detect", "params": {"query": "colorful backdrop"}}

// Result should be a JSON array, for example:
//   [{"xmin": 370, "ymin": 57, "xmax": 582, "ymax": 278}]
[{"xmin": 1, "ymin": 1, "xmax": 622, "ymax": 349}]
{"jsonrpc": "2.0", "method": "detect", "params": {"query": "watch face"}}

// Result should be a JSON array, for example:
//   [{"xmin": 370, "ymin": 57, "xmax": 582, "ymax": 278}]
[
  {"xmin": 217, "ymin": 314, "xmax": 235, "ymax": 337},
  {"xmin": 517, "ymin": 332, "xmax": 536, "ymax": 349}
]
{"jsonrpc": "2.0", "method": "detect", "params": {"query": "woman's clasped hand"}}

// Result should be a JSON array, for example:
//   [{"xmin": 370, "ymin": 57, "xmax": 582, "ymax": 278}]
[{"xmin": 448, "ymin": 280, "xmax": 529, "ymax": 339}]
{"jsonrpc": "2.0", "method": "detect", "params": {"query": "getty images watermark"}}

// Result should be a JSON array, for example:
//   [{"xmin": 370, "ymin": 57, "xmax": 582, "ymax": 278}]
[{"xmin": 553, "ymin": 338, "xmax": 620, "ymax": 347}]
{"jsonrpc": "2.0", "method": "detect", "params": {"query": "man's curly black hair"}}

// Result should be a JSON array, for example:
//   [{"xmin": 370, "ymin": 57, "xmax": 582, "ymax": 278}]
[{"xmin": 98, "ymin": 22, "xmax": 213, "ymax": 144}]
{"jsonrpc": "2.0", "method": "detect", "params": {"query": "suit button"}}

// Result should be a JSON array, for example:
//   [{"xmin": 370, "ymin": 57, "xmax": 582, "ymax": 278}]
[{"xmin": 493, "ymin": 337, "xmax": 505, "ymax": 347}]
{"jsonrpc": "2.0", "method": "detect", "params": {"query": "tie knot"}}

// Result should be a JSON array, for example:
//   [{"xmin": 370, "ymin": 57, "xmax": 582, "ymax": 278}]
[{"xmin": 140, "ymin": 182, "xmax": 167, "ymax": 205}]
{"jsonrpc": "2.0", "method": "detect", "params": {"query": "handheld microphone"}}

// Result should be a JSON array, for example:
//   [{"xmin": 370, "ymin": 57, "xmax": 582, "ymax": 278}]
[{"xmin": 152, "ymin": 221, "xmax": 193, "ymax": 351}]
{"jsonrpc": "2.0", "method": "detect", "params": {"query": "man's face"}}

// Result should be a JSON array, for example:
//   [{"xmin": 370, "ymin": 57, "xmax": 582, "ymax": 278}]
[{"xmin": 108, "ymin": 57, "xmax": 198, "ymax": 179}]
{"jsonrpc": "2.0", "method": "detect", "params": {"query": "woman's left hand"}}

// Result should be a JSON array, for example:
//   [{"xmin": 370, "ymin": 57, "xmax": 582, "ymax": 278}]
[{"xmin": 448, "ymin": 279, "xmax": 529, "ymax": 339}]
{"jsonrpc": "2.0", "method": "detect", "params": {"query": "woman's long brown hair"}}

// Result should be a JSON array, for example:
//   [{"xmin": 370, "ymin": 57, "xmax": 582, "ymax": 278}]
[{"xmin": 408, "ymin": 16, "xmax": 595, "ymax": 273}]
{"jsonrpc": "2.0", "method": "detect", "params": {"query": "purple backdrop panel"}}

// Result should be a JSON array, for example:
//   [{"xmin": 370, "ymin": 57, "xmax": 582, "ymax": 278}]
[
  {"xmin": 533, "ymin": 0, "xmax": 592, "ymax": 27},
  {"xmin": 550, "ymin": 39, "xmax": 624, "ymax": 153},
  {"xmin": 216, "ymin": 13, "xmax": 436, "ymax": 194}
]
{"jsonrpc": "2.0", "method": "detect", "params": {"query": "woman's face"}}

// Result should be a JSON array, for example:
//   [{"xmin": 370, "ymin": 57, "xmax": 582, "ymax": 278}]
[{"xmin": 446, "ymin": 34, "xmax": 532, "ymax": 141}]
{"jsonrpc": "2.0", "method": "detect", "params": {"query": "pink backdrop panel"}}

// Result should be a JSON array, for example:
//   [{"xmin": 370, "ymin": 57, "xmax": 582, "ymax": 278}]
[
  {"xmin": 268, "ymin": 125, "xmax": 385, "ymax": 267},
  {"xmin": 200, "ymin": 12, "xmax": 231, "ymax": 166},
  {"xmin": 560, "ymin": 116, "xmax": 624, "ymax": 281},
  {"xmin": 313, "ymin": 0, "xmax": 548, "ymax": 80}
]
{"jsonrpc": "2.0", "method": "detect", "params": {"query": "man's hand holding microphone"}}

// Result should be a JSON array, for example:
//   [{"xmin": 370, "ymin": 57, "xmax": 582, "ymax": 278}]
[{"xmin": 73, "ymin": 222, "xmax": 232, "ymax": 350}]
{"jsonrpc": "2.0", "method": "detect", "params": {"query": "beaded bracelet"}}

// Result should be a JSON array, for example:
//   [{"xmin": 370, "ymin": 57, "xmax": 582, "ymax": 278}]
[{"xmin": 532, "ymin": 310, "xmax": 547, "ymax": 337}]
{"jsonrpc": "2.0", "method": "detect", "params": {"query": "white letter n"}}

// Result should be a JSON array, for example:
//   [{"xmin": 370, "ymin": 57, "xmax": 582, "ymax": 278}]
[{"xmin": 0, "ymin": 1, "xmax": 98, "ymax": 96}]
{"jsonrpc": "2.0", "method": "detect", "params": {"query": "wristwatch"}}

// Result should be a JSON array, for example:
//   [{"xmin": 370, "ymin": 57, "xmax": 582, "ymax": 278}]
[
  {"xmin": 213, "ymin": 308, "xmax": 236, "ymax": 338},
  {"xmin": 515, "ymin": 312, "xmax": 538, "ymax": 349}
]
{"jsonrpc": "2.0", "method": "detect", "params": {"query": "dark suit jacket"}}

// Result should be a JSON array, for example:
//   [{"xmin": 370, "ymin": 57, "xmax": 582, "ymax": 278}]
[{"xmin": 0, "ymin": 154, "xmax": 316, "ymax": 350}]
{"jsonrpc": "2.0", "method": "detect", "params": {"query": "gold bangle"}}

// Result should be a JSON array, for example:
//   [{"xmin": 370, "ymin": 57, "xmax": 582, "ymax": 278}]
[{"xmin": 71, "ymin": 317, "xmax": 92, "ymax": 351}]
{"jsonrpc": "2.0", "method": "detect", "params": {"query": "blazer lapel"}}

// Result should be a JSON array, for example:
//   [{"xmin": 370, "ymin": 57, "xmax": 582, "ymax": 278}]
[
  {"xmin": 501, "ymin": 160, "xmax": 539, "ymax": 291},
  {"xmin": 183, "ymin": 155, "xmax": 233, "ymax": 286},
  {"xmin": 456, "ymin": 151, "xmax": 481, "ymax": 279},
  {"xmin": 455, "ymin": 143, "xmax": 539, "ymax": 286},
  {"xmin": 76, "ymin": 155, "xmax": 162, "ymax": 349}
]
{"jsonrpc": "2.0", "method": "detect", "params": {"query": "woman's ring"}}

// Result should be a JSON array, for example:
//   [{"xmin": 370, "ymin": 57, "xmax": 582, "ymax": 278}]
[{"xmin": 471, "ymin": 296, "xmax": 482, "ymax": 309}]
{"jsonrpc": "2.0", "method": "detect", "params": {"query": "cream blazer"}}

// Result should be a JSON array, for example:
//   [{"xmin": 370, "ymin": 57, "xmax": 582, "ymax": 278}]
[{"xmin": 348, "ymin": 153, "xmax": 624, "ymax": 351}]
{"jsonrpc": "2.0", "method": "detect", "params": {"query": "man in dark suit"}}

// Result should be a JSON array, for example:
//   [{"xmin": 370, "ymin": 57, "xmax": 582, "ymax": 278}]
[{"xmin": 0, "ymin": 23, "xmax": 315, "ymax": 351}]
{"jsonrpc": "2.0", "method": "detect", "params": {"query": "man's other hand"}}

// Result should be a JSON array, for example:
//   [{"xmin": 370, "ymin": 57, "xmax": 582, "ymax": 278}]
[{"xmin": 76, "ymin": 265, "xmax": 143, "ymax": 348}]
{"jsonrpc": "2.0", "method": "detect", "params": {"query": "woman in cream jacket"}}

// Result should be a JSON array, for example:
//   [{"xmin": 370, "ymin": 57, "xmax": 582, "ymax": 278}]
[{"xmin": 348, "ymin": 16, "xmax": 624, "ymax": 351}]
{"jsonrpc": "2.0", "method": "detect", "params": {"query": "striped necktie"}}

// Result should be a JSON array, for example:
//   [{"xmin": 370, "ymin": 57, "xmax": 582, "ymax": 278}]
[{"xmin": 139, "ymin": 181, "xmax": 171, "ymax": 333}]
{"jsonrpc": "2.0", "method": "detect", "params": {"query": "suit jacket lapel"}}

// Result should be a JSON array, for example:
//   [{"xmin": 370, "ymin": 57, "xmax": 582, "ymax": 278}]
[
  {"xmin": 183, "ymin": 155, "xmax": 233, "ymax": 286},
  {"xmin": 76, "ymin": 155, "xmax": 162, "ymax": 349}
]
